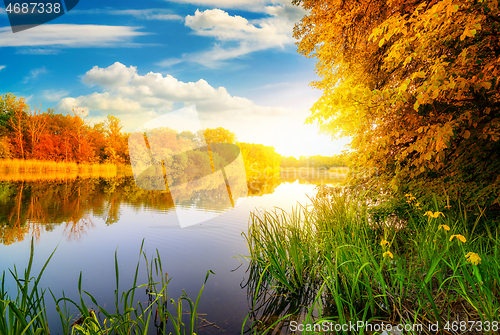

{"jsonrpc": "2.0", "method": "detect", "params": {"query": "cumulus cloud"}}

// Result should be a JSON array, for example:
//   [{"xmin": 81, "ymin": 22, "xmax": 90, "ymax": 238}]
[
  {"xmin": 0, "ymin": 24, "xmax": 148, "ymax": 47},
  {"xmin": 56, "ymin": 62, "xmax": 286, "ymax": 130},
  {"xmin": 83, "ymin": 63, "xmax": 138, "ymax": 88},
  {"xmin": 158, "ymin": 3, "xmax": 306, "ymax": 67}
]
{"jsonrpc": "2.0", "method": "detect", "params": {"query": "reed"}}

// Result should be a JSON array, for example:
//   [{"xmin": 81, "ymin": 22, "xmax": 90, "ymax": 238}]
[
  {"xmin": 0, "ymin": 239, "xmax": 213, "ymax": 335},
  {"xmin": 0, "ymin": 239, "xmax": 55, "ymax": 335},
  {"xmin": 243, "ymin": 186, "xmax": 500, "ymax": 334}
]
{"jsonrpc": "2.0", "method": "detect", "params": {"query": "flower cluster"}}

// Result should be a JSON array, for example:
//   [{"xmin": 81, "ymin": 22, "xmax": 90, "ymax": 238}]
[
  {"xmin": 380, "ymin": 238, "xmax": 394, "ymax": 259},
  {"xmin": 409, "ymin": 194, "xmax": 481, "ymax": 267},
  {"xmin": 434, "ymin": 215, "xmax": 481, "ymax": 266},
  {"xmin": 405, "ymin": 193, "xmax": 421, "ymax": 209}
]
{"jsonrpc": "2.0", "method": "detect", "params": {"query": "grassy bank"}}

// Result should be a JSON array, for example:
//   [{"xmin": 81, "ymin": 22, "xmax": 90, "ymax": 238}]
[
  {"xmin": 0, "ymin": 240, "xmax": 213, "ymax": 335},
  {"xmin": 0, "ymin": 159, "xmax": 132, "ymax": 180},
  {"xmin": 243, "ymin": 186, "xmax": 500, "ymax": 334}
]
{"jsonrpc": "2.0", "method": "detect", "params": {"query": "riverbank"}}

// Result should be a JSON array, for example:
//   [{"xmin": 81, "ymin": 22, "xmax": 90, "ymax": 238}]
[
  {"xmin": 243, "ymin": 185, "xmax": 500, "ymax": 334},
  {"xmin": 0, "ymin": 159, "xmax": 131, "ymax": 180}
]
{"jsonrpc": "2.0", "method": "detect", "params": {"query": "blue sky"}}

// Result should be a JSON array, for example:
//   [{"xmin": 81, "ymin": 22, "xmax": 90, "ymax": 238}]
[{"xmin": 0, "ymin": 0, "xmax": 349, "ymax": 157}]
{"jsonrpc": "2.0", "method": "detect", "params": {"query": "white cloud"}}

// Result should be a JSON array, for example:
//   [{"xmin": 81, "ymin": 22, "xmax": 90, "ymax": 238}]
[
  {"xmin": 158, "ymin": 4, "xmax": 306, "ymax": 67},
  {"xmin": 109, "ymin": 9, "xmax": 183, "ymax": 21},
  {"xmin": 56, "ymin": 62, "xmax": 347, "ymax": 156},
  {"xmin": 165, "ymin": 0, "xmax": 272, "ymax": 12},
  {"xmin": 71, "ymin": 8, "xmax": 183, "ymax": 20},
  {"xmin": 16, "ymin": 48, "xmax": 61, "ymax": 55},
  {"xmin": 0, "ymin": 65, "xmax": 5, "ymax": 71},
  {"xmin": 0, "ymin": 24, "xmax": 148, "ymax": 47},
  {"xmin": 43, "ymin": 89, "xmax": 69, "ymax": 101},
  {"xmin": 23, "ymin": 66, "xmax": 48, "ymax": 83},
  {"xmin": 56, "ymin": 62, "xmax": 286, "ymax": 130},
  {"xmin": 83, "ymin": 63, "xmax": 138, "ymax": 88}
]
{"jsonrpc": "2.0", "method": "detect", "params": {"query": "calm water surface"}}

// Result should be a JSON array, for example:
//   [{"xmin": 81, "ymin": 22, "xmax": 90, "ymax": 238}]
[{"xmin": 0, "ymin": 172, "xmax": 343, "ymax": 334}]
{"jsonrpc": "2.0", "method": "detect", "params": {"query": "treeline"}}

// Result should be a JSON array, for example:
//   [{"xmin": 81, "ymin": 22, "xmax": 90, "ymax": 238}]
[
  {"xmin": 0, "ymin": 94, "xmax": 128, "ymax": 164},
  {"xmin": 1, "ymin": 93, "xmax": 342, "ymax": 177},
  {"xmin": 281, "ymin": 155, "xmax": 347, "ymax": 168}
]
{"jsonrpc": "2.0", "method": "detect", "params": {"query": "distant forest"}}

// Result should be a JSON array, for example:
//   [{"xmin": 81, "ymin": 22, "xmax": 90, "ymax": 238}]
[{"xmin": 0, "ymin": 94, "xmax": 346, "ymax": 172}]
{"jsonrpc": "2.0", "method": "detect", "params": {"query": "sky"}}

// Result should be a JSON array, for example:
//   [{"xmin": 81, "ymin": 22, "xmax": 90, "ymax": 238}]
[{"xmin": 0, "ymin": 0, "xmax": 350, "ymax": 158}]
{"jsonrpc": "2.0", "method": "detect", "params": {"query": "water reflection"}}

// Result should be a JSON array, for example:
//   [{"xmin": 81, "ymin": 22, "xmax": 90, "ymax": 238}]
[
  {"xmin": 242, "ymin": 263, "xmax": 320, "ymax": 334},
  {"xmin": 0, "ymin": 169, "xmax": 345, "ymax": 246},
  {"xmin": 0, "ymin": 177, "xmax": 173, "ymax": 245}
]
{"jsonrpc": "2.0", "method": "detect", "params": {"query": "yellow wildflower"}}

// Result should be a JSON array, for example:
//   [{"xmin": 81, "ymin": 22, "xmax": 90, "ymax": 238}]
[
  {"xmin": 424, "ymin": 211, "xmax": 445, "ymax": 218},
  {"xmin": 438, "ymin": 224, "xmax": 450, "ymax": 231},
  {"xmin": 380, "ymin": 239, "xmax": 390, "ymax": 247},
  {"xmin": 465, "ymin": 252, "xmax": 481, "ymax": 265},
  {"xmin": 444, "ymin": 205, "xmax": 451, "ymax": 209},
  {"xmin": 450, "ymin": 234, "xmax": 466, "ymax": 243},
  {"xmin": 415, "ymin": 202, "xmax": 421, "ymax": 207},
  {"xmin": 383, "ymin": 251, "xmax": 394, "ymax": 259}
]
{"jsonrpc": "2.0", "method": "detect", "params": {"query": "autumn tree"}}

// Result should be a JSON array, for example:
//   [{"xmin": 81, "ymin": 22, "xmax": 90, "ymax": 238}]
[
  {"xmin": 6, "ymin": 95, "xmax": 28, "ymax": 159},
  {"xmin": 238, "ymin": 142, "xmax": 281, "ymax": 179},
  {"xmin": 0, "ymin": 94, "xmax": 18, "ymax": 158},
  {"xmin": 26, "ymin": 104, "xmax": 47, "ymax": 158},
  {"xmin": 201, "ymin": 127, "xmax": 237, "ymax": 144},
  {"xmin": 70, "ymin": 109, "xmax": 96, "ymax": 163},
  {"xmin": 103, "ymin": 115, "xmax": 128, "ymax": 164},
  {"xmin": 294, "ymin": 0, "xmax": 500, "ymax": 211}
]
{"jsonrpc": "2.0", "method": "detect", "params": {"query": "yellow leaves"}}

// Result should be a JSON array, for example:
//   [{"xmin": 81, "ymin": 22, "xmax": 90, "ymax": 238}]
[
  {"xmin": 465, "ymin": 252, "xmax": 481, "ymax": 265},
  {"xmin": 379, "ymin": 38, "xmax": 385, "ymax": 47},
  {"xmin": 412, "ymin": 71, "xmax": 426, "ymax": 80},
  {"xmin": 480, "ymin": 81, "xmax": 491, "ymax": 89},
  {"xmin": 464, "ymin": 28, "xmax": 477, "ymax": 39},
  {"xmin": 460, "ymin": 23, "xmax": 481, "ymax": 40},
  {"xmin": 370, "ymin": 27, "xmax": 383, "ymax": 40},
  {"xmin": 446, "ymin": 4, "xmax": 459, "ymax": 15},
  {"xmin": 463, "ymin": 130, "xmax": 471, "ymax": 139},
  {"xmin": 403, "ymin": 55, "xmax": 413, "ymax": 66},
  {"xmin": 450, "ymin": 234, "xmax": 466, "ymax": 243}
]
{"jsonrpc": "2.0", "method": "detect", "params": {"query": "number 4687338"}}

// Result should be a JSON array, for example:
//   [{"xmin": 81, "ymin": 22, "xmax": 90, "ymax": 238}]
[{"xmin": 5, "ymin": 2, "xmax": 61, "ymax": 14}]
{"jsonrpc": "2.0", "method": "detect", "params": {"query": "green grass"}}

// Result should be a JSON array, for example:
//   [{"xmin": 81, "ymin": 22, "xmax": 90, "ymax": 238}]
[
  {"xmin": 0, "ymin": 239, "xmax": 54, "ymax": 335},
  {"xmin": 242, "ymin": 186, "xmax": 500, "ymax": 334},
  {"xmin": 0, "ymin": 239, "xmax": 213, "ymax": 335}
]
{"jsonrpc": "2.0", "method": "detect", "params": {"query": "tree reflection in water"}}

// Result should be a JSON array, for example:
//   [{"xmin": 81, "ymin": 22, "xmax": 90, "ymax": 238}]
[{"xmin": 0, "ymin": 168, "xmax": 345, "ymax": 245}]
